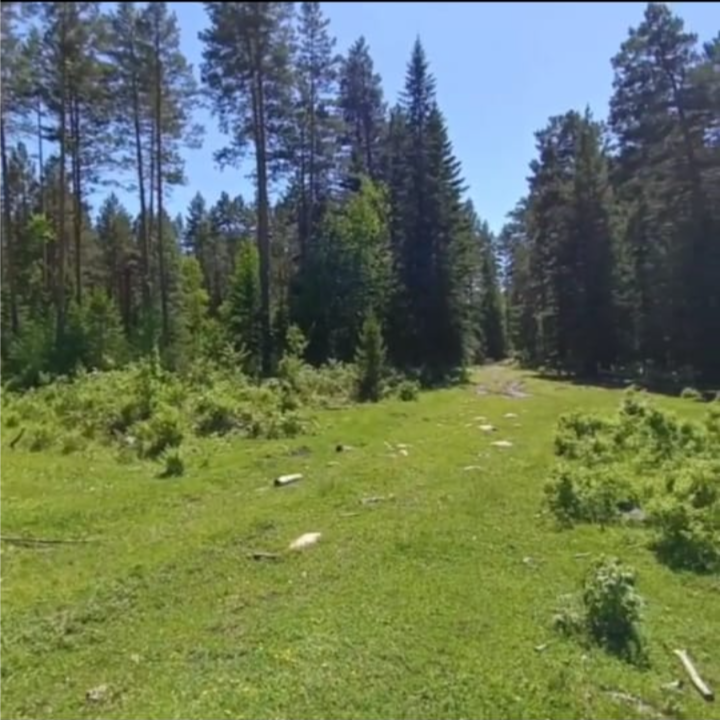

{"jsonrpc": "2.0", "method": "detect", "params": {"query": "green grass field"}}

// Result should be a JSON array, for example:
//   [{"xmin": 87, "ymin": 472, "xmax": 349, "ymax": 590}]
[{"xmin": 2, "ymin": 366, "xmax": 718, "ymax": 720}]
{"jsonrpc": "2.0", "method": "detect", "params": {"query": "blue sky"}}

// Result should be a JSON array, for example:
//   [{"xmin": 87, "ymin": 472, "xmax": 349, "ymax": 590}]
[{"xmin": 119, "ymin": 1, "xmax": 716, "ymax": 234}]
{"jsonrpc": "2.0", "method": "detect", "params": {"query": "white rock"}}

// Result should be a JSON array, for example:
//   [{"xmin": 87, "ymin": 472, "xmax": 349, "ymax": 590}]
[
  {"xmin": 398, "ymin": 448, "xmax": 409, "ymax": 457},
  {"xmin": 479, "ymin": 424, "xmax": 495, "ymax": 432},
  {"xmin": 504, "ymin": 412, "xmax": 519, "ymax": 419},
  {"xmin": 289, "ymin": 532, "xmax": 322, "ymax": 551},
  {"xmin": 463, "ymin": 465, "xmax": 483, "ymax": 471},
  {"xmin": 491, "ymin": 440, "xmax": 513, "ymax": 448}
]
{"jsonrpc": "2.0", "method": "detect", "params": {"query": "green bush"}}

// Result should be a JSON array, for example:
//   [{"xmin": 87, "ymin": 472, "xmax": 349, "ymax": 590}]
[
  {"xmin": 649, "ymin": 460, "xmax": 720, "ymax": 573},
  {"xmin": 397, "ymin": 379, "xmax": 420, "ymax": 402},
  {"xmin": 554, "ymin": 557, "xmax": 647, "ymax": 665},
  {"xmin": 356, "ymin": 313, "xmax": 385, "ymax": 403},
  {"xmin": 28, "ymin": 426, "xmax": 53, "ymax": 452},
  {"xmin": 545, "ymin": 464, "xmax": 638, "ymax": 525},
  {"xmin": 4, "ymin": 412, "xmax": 20, "ymax": 429},
  {"xmin": 136, "ymin": 406, "xmax": 184, "ymax": 459},
  {"xmin": 61, "ymin": 432, "xmax": 87, "ymax": 455},
  {"xmin": 582, "ymin": 557, "xmax": 646, "ymax": 663},
  {"xmin": 194, "ymin": 389, "xmax": 238, "ymax": 436},
  {"xmin": 159, "ymin": 449, "xmax": 185, "ymax": 478},
  {"xmin": 680, "ymin": 386, "xmax": 702, "ymax": 401}
]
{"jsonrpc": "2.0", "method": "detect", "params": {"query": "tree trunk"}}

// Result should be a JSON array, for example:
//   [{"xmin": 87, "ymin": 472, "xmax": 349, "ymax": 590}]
[
  {"xmin": 56, "ymin": 8, "xmax": 68, "ymax": 342},
  {"xmin": 153, "ymin": 28, "xmax": 169, "ymax": 347},
  {"xmin": 71, "ymin": 92, "xmax": 83, "ymax": 305},
  {"xmin": 1, "ymin": 115, "xmax": 19, "ymax": 333},
  {"xmin": 252, "ymin": 68, "xmax": 272, "ymax": 375},
  {"xmin": 131, "ymin": 53, "xmax": 150, "ymax": 313}
]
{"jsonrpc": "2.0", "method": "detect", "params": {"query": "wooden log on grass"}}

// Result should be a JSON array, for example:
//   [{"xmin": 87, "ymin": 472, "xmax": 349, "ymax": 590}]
[
  {"xmin": 274, "ymin": 473, "xmax": 303, "ymax": 488},
  {"xmin": 674, "ymin": 649, "xmax": 714, "ymax": 701}
]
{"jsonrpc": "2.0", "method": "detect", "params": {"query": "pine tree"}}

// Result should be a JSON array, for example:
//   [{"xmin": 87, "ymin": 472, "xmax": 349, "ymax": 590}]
[
  {"xmin": 610, "ymin": 2, "xmax": 715, "ymax": 377},
  {"xmin": 294, "ymin": 1, "xmax": 340, "ymax": 258},
  {"xmin": 355, "ymin": 312, "xmax": 385, "ymax": 402},
  {"xmin": 201, "ymin": 1, "xmax": 295, "ymax": 375},
  {"xmin": 144, "ymin": 1, "xmax": 202, "ymax": 348},
  {"xmin": 339, "ymin": 36, "xmax": 386, "ymax": 184},
  {"xmin": 95, "ymin": 194, "xmax": 136, "ymax": 331},
  {"xmin": 223, "ymin": 241, "xmax": 263, "ymax": 376},
  {"xmin": 477, "ymin": 224, "xmax": 506, "ymax": 361},
  {"xmin": 388, "ymin": 39, "xmax": 470, "ymax": 378},
  {"xmin": 296, "ymin": 177, "xmax": 392, "ymax": 362}
]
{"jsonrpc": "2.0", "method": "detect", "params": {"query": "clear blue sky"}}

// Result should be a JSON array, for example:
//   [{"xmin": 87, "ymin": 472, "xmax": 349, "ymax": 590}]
[{"xmin": 128, "ymin": 1, "xmax": 717, "ymax": 234}]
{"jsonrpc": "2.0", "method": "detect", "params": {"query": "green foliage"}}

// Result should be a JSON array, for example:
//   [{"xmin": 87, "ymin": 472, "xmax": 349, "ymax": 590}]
[
  {"xmin": 545, "ymin": 393, "xmax": 720, "ymax": 573},
  {"xmin": 396, "ymin": 379, "xmax": 420, "ymax": 402},
  {"xmin": 649, "ymin": 460, "xmax": 720, "ymax": 573},
  {"xmin": 60, "ymin": 431, "xmax": 87, "ymax": 456},
  {"xmin": 680, "ymin": 387, "xmax": 702, "ymax": 402},
  {"xmin": 222, "ymin": 242, "xmax": 262, "ymax": 377},
  {"xmin": 6, "ymin": 316, "xmax": 55, "ymax": 389},
  {"xmin": 582, "ymin": 557, "xmax": 646, "ymax": 663},
  {"xmin": 28, "ymin": 426, "xmax": 53, "ymax": 453},
  {"xmin": 297, "ymin": 178, "xmax": 392, "ymax": 363},
  {"xmin": 136, "ymin": 406, "xmax": 184, "ymax": 459},
  {"xmin": 554, "ymin": 557, "xmax": 647, "ymax": 665},
  {"xmin": 355, "ymin": 313, "xmax": 385, "ymax": 402},
  {"xmin": 160, "ymin": 449, "xmax": 185, "ymax": 478}
]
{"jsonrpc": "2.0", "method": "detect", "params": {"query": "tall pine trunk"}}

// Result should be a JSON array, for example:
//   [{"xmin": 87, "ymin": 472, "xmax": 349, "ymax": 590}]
[
  {"xmin": 153, "ymin": 23, "xmax": 169, "ymax": 347},
  {"xmin": 1, "ymin": 115, "xmax": 19, "ymax": 333},
  {"xmin": 252, "ymin": 67, "xmax": 272, "ymax": 375},
  {"xmin": 132, "ymin": 52, "xmax": 150, "ymax": 314},
  {"xmin": 56, "ymin": 7, "xmax": 68, "ymax": 342},
  {"xmin": 71, "ymin": 93, "xmax": 83, "ymax": 305}
]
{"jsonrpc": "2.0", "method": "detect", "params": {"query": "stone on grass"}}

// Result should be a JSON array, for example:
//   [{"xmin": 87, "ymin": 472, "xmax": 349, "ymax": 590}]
[
  {"xmin": 289, "ymin": 532, "xmax": 322, "ymax": 551},
  {"xmin": 491, "ymin": 440, "xmax": 513, "ymax": 448},
  {"xmin": 86, "ymin": 685, "xmax": 109, "ymax": 704},
  {"xmin": 504, "ymin": 412, "xmax": 519, "ymax": 419},
  {"xmin": 479, "ymin": 424, "xmax": 495, "ymax": 433}
]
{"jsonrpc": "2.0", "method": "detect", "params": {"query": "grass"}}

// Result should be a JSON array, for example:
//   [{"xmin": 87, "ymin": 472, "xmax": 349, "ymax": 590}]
[{"xmin": 1, "ymin": 366, "xmax": 719, "ymax": 720}]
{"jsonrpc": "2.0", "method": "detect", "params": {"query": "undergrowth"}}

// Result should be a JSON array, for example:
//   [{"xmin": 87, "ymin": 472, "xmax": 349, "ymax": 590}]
[
  {"xmin": 554, "ymin": 556, "xmax": 647, "ymax": 665},
  {"xmin": 545, "ymin": 392, "xmax": 720, "ymax": 573},
  {"xmin": 1, "ymin": 352, "xmax": 361, "ymax": 464}
]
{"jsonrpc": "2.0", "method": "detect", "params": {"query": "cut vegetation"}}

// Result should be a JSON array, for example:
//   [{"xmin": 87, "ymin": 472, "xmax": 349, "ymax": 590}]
[{"xmin": 2, "ymin": 367, "xmax": 719, "ymax": 720}]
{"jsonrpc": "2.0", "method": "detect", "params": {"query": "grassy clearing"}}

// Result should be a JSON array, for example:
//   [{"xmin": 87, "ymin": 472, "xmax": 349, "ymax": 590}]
[{"xmin": 2, "ymin": 366, "xmax": 719, "ymax": 720}]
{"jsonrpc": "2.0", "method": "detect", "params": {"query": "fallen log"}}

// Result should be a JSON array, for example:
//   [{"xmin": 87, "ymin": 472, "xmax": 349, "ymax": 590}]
[
  {"xmin": 674, "ymin": 649, "xmax": 714, "ymax": 701},
  {"xmin": 274, "ymin": 473, "xmax": 303, "ymax": 488}
]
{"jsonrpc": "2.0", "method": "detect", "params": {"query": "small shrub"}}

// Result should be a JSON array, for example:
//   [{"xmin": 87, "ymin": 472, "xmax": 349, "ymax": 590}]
[
  {"xmin": 355, "ymin": 313, "xmax": 385, "ymax": 403},
  {"xmin": 159, "ymin": 449, "xmax": 185, "ymax": 478},
  {"xmin": 4, "ymin": 412, "xmax": 20, "ymax": 429},
  {"xmin": 194, "ymin": 391, "xmax": 237, "ymax": 436},
  {"xmin": 544, "ymin": 464, "xmax": 638, "ymax": 525},
  {"xmin": 554, "ymin": 557, "xmax": 647, "ymax": 665},
  {"xmin": 582, "ymin": 557, "xmax": 646, "ymax": 663},
  {"xmin": 680, "ymin": 387, "xmax": 702, "ymax": 402},
  {"xmin": 61, "ymin": 432, "xmax": 87, "ymax": 455},
  {"xmin": 28, "ymin": 426, "xmax": 53, "ymax": 452},
  {"xmin": 397, "ymin": 379, "xmax": 420, "ymax": 402},
  {"xmin": 649, "ymin": 460, "xmax": 720, "ymax": 573},
  {"xmin": 136, "ymin": 406, "xmax": 183, "ymax": 459}
]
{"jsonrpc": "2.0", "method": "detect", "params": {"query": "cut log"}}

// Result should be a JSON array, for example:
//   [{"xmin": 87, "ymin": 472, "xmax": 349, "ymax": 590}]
[
  {"xmin": 289, "ymin": 532, "xmax": 321, "ymax": 551},
  {"xmin": 274, "ymin": 473, "xmax": 303, "ymax": 488},
  {"xmin": 674, "ymin": 649, "xmax": 714, "ymax": 701}
]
